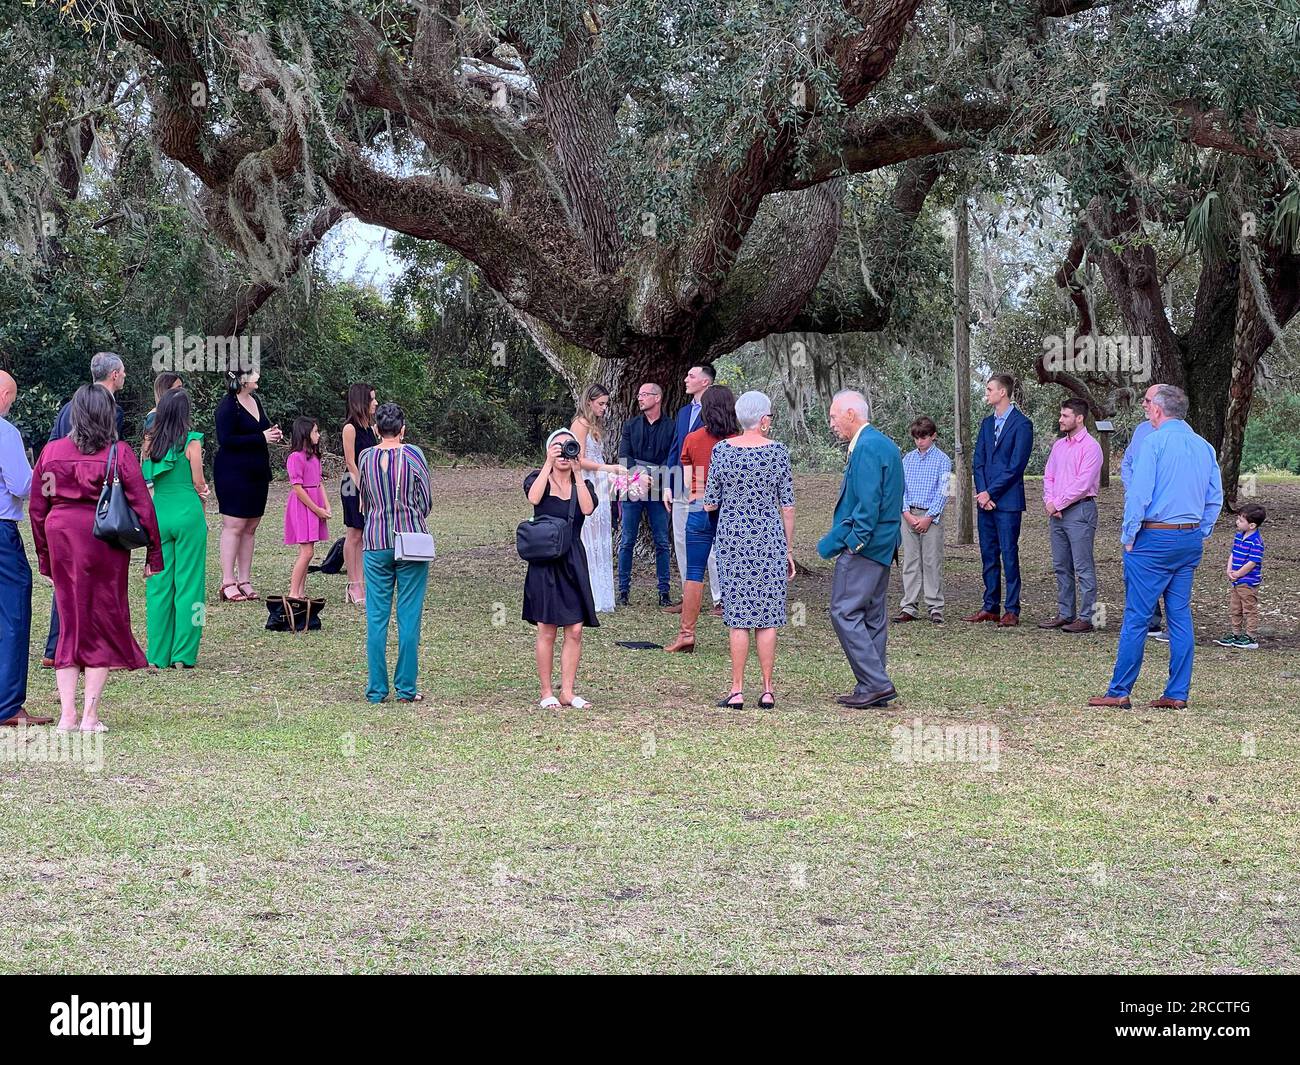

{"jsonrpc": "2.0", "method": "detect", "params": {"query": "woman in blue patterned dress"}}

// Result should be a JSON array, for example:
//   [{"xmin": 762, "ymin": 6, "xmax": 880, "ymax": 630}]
[{"xmin": 702, "ymin": 391, "xmax": 796, "ymax": 711}]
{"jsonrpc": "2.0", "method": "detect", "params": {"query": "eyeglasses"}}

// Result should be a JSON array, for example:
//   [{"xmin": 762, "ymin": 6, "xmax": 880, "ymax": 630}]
[{"xmin": 637, "ymin": 391, "xmax": 659, "ymax": 397}]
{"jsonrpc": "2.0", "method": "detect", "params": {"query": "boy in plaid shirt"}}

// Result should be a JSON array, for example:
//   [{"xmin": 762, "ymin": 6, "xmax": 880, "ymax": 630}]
[
  {"xmin": 894, "ymin": 416, "xmax": 952, "ymax": 623},
  {"xmin": 1216, "ymin": 503, "xmax": 1265, "ymax": 649}
]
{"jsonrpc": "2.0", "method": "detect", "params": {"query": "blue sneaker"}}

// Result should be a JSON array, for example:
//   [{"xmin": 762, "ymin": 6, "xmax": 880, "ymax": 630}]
[{"xmin": 1151, "ymin": 629, "xmax": 1169, "ymax": 643}]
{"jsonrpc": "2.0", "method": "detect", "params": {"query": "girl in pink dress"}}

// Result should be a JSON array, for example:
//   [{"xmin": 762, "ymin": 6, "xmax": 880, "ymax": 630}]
[{"xmin": 285, "ymin": 417, "xmax": 331, "ymax": 597}]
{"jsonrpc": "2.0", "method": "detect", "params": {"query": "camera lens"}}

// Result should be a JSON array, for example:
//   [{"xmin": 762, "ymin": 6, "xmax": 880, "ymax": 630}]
[{"xmin": 561, "ymin": 440, "xmax": 581, "ymax": 459}]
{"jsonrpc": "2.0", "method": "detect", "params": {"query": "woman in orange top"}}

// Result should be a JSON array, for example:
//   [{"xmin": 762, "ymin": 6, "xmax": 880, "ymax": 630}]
[{"xmin": 665, "ymin": 385, "xmax": 739, "ymax": 653}]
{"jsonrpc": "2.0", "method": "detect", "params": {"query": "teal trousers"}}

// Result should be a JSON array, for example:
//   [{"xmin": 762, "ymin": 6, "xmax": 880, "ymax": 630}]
[{"xmin": 363, "ymin": 549, "xmax": 429, "ymax": 702}]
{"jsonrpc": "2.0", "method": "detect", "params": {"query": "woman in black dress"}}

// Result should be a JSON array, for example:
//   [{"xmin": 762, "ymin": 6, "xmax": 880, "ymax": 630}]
[
  {"xmin": 214, "ymin": 369, "xmax": 281, "ymax": 602},
  {"xmin": 340, "ymin": 382, "xmax": 378, "ymax": 606},
  {"xmin": 524, "ymin": 430, "xmax": 598, "ymax": 709}
]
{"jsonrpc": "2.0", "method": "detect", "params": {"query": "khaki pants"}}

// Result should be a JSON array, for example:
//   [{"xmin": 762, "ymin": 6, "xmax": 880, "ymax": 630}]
[
  {"xmin": 899, "ymin": 507, "xmax": 945, "ymax": 617},
  {"xmin": 1229, "ymin": 583, "xmax": 1260, "ymax": 637}
]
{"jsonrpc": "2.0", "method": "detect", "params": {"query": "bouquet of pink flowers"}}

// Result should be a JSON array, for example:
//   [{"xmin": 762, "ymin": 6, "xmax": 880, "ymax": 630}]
[{"xmin": 613, "ymin": 466, "xmax": 649, "ymax": 502}]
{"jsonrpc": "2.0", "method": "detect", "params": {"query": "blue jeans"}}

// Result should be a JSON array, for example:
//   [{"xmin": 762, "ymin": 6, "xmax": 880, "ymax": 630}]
[
  {"xmin": 684, "ymin": 508, "xmax": 717, "ymax": 582},
  {"xmin": 363, "ymin": 549, "xmax": 429, "ymax": 702},
  {"xmin": 1107, "ymin": 528, "xmax": 1204, "ymax": 701},
  {"xmin": 617, "ymin": 498, "xmax": 671, "ymax": 596},
  {"xmin": 0, "ymin": 521, "xmax": 32, "ymax": 721},
  {"xmin": 977, "ymin": 507, "xmax": 1023, "ymax": 614}
]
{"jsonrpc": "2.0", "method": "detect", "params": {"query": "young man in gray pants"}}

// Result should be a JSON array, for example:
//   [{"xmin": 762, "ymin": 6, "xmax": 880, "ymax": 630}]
[{"xmin": 1038, "ymin": 399, "xmax": 1103, "ymax": 633}]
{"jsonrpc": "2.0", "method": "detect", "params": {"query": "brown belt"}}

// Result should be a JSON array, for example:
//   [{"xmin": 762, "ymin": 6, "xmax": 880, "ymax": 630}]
[{"xmin": 1142, "ymin": 521, "xmax": 1197, "ymax": 530}]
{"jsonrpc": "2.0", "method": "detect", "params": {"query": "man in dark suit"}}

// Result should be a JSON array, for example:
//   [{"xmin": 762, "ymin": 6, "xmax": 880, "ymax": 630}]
[
  {"xmin": 42, "ymin": 352, "xmax": 128, "ymax": 666},
  {"xmin": 964, "ymin": 373, "xmax": 1033, "ymax": 626},
  {"xmin": 818, "ymin": 390, "xmax": 904, "ymax": 708},
  {"xmin": 662, "ymin": 362, "xmax": 719, "ymax": 614}
]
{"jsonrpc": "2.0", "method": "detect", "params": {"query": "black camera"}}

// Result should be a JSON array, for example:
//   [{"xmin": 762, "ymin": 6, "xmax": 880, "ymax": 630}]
[{"xmin": 559, "ymin": 439, "xmax": 582, "ymax": 459}]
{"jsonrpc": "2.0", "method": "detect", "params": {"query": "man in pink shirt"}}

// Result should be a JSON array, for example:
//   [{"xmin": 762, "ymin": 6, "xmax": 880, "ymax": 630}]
[{"xmin": 1039, "ymin": 399, "xmax": 1103, "ymax": 634}]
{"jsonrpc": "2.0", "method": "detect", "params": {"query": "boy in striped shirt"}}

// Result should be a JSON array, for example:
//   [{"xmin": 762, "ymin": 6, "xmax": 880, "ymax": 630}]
[{"xmin": 1217, "ymin": 503, "xmax": 1265, "ymax": 649}]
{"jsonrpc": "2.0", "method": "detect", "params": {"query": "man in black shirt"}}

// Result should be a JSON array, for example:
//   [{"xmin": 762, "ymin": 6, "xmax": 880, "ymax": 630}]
[{"xmin": 617, "ymin": 382, "xmax": 675, "ymax": 606}]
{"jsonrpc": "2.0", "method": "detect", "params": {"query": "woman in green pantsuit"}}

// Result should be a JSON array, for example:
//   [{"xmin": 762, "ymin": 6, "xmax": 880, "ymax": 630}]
[{"xmin": 142, "ymin": 388, "xmax": 209, "ymax": 668}]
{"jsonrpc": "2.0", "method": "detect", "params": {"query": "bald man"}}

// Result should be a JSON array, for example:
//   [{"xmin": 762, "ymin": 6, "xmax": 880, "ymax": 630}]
[
  {"xmin": 0, "ymin": 370, "xmax": 53, "ymax": 727},
  {"xmin": 819, "ymin": 389, "xmax": 904, "ymax": 708}
]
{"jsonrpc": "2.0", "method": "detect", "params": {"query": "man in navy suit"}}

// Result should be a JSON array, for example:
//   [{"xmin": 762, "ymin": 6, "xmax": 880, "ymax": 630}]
[
  {"xmin": 662, "ymin": 363, "xmax": 720, "ymax": 614},
  {"xmin": 964, "ymin": 373, "xmax": 1033, "ymax": 626}
]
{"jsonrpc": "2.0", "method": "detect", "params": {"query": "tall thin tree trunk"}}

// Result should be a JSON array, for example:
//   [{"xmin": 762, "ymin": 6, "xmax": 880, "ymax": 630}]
[
  {"xmin": 1219, "ymin": 244, "xmax": 1264, "ymax": 507},
  {"xmin": 952, "ymin": 190, "xmax": 975, "ymax": 545}
]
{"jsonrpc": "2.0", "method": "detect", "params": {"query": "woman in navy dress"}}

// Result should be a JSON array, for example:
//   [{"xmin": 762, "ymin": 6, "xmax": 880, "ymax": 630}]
[
  {"xmin": 523, "ymin": 429, "xmax": 598, "ymax": 709},
  {"xmin": 703, "ymin": 391, "xmax": 796, "ymax": 711},
  {"xmin": 213, "ymin": 369, "xmax": 282, "ymax": 601}
]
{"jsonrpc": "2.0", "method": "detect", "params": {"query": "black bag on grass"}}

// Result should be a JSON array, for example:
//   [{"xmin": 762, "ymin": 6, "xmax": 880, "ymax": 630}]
[
  {"xmin": 309, "ymin": 537, "xmax": 346, "ymax": 574},
  {"xmin": 265, "ymin": 596, "xmax": 325, "ymax": 632}
]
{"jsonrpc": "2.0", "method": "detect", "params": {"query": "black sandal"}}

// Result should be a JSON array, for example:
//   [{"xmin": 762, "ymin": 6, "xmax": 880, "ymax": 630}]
[
  {"xmin": 759, "ymin": 691, "xmax": 775, "ymax": 709},
  {"xmin": 717, "ymin": 691, "xmax": 744, "ymax": 709}
]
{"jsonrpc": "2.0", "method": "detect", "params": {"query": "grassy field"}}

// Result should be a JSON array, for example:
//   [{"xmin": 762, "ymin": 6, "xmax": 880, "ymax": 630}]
[{"xmin": 2, "ymin": 467, "xmax": 1298, "ymax": 973}]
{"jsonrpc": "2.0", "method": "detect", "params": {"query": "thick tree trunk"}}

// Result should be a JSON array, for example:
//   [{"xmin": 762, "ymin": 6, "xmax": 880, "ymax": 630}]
[{"xmin": 1182, "ymin": 256, "xmax": 1239, "ymax": 451}]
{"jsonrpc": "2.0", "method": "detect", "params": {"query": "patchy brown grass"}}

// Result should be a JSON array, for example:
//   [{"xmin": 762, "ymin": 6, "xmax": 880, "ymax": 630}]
[{"xmin": 1, "ymin": 469, "xmax": 1297, "ymax": 973}]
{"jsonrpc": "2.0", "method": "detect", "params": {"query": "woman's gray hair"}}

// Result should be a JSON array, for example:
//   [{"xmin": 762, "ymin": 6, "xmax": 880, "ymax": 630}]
[
  {"xmin": 735, "ymin": 390, "xmax": 773, "ymax": 430},
  {"xmin": 1150, "ymin": 384, "xmax": 1188, "ymax": 420}
]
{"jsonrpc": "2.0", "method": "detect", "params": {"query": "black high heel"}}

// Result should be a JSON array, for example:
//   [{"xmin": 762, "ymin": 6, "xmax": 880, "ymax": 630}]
[
  {"xmin": 759, "ymin": 691, "xmax": 775, "ymax": 709},
  {"xmin": 717, "ymin": 691, "xmax": 744, "ymax": 709}
]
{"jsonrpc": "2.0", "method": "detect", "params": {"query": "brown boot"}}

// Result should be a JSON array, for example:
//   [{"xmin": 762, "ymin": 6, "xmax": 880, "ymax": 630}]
[{"xmin": 665, "ymin": 581, "xmax": 703, "ymax": 652}]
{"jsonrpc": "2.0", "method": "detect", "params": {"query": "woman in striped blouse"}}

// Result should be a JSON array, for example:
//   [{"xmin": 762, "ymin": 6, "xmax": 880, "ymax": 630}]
[{"xmin": 357, "ymin": 403, "xmax": 433, "ymax": 703}]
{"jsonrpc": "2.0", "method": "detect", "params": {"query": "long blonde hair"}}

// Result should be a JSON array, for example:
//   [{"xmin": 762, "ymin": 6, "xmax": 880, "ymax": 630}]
[{"xmin": 577, "ymin": 384, "xmax": 610, "ymax": 442}]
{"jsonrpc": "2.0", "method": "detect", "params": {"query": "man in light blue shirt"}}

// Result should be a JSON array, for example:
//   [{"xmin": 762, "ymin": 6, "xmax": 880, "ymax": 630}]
[
  {"xmin": 0, "ymin": 370, "xmax": 52, "ymax": 727},
  {"xmin": 895, "ymin": 416, "xmax": 952, "ymax": 622},
  {"xmin": 1090, "ymin": 385, "xmax": 1222, "ymax": 710},
  {"xmin": 1121, "ymin": 385, "xmax": 1166, "ymax": 637}
]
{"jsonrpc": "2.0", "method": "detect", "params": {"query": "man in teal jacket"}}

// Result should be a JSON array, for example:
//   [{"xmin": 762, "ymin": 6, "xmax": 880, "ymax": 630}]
[{"xmin": 818, "ymin": 390, "xmax": 904, "ymax": 708}]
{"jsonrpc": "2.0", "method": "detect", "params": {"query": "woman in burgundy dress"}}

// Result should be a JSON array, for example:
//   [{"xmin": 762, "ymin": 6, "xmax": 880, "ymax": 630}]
[{"xmin": 29, "ymin": 385, "xmax": 163, "ymax": 733}]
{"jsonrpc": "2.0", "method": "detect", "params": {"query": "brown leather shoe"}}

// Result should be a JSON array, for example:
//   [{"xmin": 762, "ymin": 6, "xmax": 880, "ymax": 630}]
[
  {"xmin": 1147, "ymin": 696, "xmax": 1187, "ymax": 709},
  {"xmin": 998, "ymin": 612, "xmax": 1019, "ymax": 626},
  {"xmin": 0, "ymin": 708, "xmax": 55, "ymax": 727},
  {"xmin": 929, "ymin": 613, "xmax": 944, "ymax": 624},
  {"xmin": 663, "ymin": 601, "xmax": 683, "ymax": 614},
  {"xmin": 41, "ymin": 657, "xmax": 54, "ymax": 669},
  {"xmin": 1087, "ymin": 695, "xmax": 1132, "ymax": 709},
  {"xmin": 892, "ymin": 611, "xmax": 917, "ymax": 623},
  {"xmin": 963, "ymin": 610, "xmax": 1000, "ymax": 623},
  {"xmin": 1061, "ymin": 619, "xmax": 1094, "ymax": 633},
  {"xmin": 1037, "ymin": 616, "xmax": 1072, "ymax": 629}
]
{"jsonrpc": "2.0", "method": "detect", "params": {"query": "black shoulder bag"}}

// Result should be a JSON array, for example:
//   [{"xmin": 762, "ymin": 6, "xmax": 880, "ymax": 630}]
[
  {"xmin": 516, "ymin": 475, "xmax": 578, "ymax": 562},
  {"xmin": 93, "ymin": 442, "xmax": 151, "ymax": 551}
]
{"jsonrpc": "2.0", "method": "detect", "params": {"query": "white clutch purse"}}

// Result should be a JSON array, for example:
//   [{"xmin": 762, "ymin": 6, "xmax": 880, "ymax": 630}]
[{"xmin": 393, "ymin": 531, "xmax": 436, "ymax": 561}]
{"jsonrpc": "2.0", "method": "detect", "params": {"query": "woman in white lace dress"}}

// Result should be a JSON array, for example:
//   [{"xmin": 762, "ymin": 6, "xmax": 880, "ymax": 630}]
[{"xmin": 569, "ymin": 385, "xmax": 626, "ymax": 612}]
